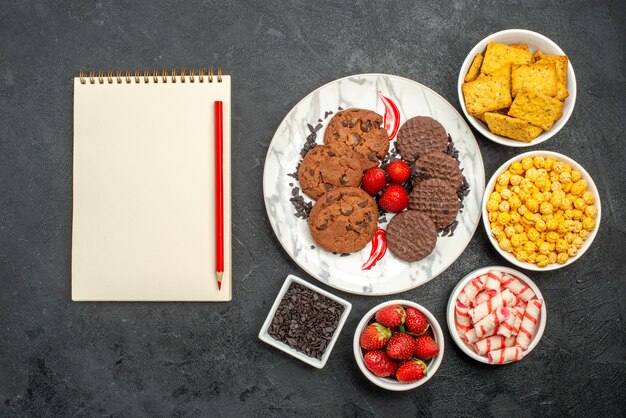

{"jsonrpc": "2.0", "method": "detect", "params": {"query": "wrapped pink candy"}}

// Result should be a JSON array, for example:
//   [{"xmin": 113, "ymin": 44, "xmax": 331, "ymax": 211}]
[
  {"xmin": 464, "ymin": 328, "xmax": 479, "ymax": 344},
  {"xmin": 501, "ymin": 274, "xmax": 536, "ymax": 302},
  {"xmin": 455, "ymin": 300, "xmax": 472, "ymax": 335},
  {"xmin": 475, "ymin": 335, "xmax": 516, "ymax": 355},
  {"xmin": 501, "ymin": 288, "xmax": 517, "ymax": 306},
  {"xmin": 485, "ymin": 271, "xmax": 501, "ymax": 293},
  {"xmin": 458, "ymin": 276, "xmax": 486, "ymax": 306},
  {"xmin": 487, "ymin": 346, "xmax": 524, "ymax": 364},
  {"xmin": 474, "ymin": 289, "xmax": 497, "ymax": 305},
  {"xmin": 497, "ymin": 314, "xmax": 517, "ymax": 337},
  {"xmin": 469, "ymin": 292, "xmax": 505, "ymax": 323},
  {"xmin": 511, "ymin": 302, "xmax": 526, "ymax": 335},
  {"xmin": 516, "ymin": 299, "xmax": 543, "ymax": 350},
  {"xmin": 474, "ymin": 307, "xmax": 510, "ymax": 339}
]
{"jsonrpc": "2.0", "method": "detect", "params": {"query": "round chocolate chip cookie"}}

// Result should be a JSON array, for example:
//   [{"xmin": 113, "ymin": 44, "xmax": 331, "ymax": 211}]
[
  {"xmin": 386, "ymin": 210, "xmax": 437, "ymax": 262},
  {"xmin": 408, "ymin": 178, "xmax": 460, "ymax": 229},
  {"xmin": 324, "ymin": 108, "xmax": 389, "ymax": 171},
  {"xmin": 396, "ymin": 116, "xmax": 448, "ymax": 162},
  {"xmin": 412, "ymin": 152, "xmax": 464, "ymax": 191},
  {"xmin": 298, "ymin": 143, "xmax": 362, "ymax": 200},
  {"xmin": 308, "ymin": 187, "xmax": 378, "ymax": 253}
]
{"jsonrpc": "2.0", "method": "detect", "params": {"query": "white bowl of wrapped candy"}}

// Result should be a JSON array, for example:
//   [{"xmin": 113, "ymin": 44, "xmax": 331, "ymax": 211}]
[{"xmin": 446, "ymin": 266, "xmax": 546, "ymax": 365}]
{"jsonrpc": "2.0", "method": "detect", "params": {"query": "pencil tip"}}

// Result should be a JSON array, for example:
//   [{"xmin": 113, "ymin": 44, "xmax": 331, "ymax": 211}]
[{"xmin": 217, "ymin": 281, "xmax": 222, "ymax": 290}]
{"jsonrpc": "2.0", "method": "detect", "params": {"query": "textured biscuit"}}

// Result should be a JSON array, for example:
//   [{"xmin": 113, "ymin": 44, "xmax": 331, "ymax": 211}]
[
  {"xmin": 511, "ymin": 63, "xmax": 558, "ymax": 97},
  {"xmin": 462, "ymin": 64, "xmax": 512, "ymax": 116},
  {"xmin": 386, "ymin": 210, "xmax": 437, "ymax": 262},
  {"xmin": 412, "ymin": 152, "xmax": 464, "ymax": 191},
  {"xmin": 481, "ymin": 42, "xmax": 532, "ymax": 75},
  {"xmin": 465, "ymin": 53, "xmax": 484, "ymax": 82},
  {"xmin": 408, "ymin": 178, "xmax": 460, "ymax": 229},
  {"xmin": 484, "ymin": 112, "xmax": 543, "ymax": 143},
  {"xmin": 298, "ymin": 143, "xmax": 362, "ymax": 200},
  {"xmin": 308, "ymin": 187, "xmax": 378, "ymax": 253},
  {"xmin": 507, "ymin": 90, "xmax": 564, "ymax": 131},
  {"xmin": 535, "ymin": 54, "xmax": 569, "ymax": 100},
  {"xmin": 324, "ymin": 108, "xmax": 389, "ymax": 171},
  {"xmin": 396, "ymin": 116, "xmax": 448, "ymax": 162}
]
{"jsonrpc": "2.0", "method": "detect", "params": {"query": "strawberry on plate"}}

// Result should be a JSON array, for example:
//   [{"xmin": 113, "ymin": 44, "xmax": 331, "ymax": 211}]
[
  {"xmin": 375, "ymin": 304, "xmax": 406, "ymax": 328},
  {"xmin": 414, "ymin": 335, "xmax": 440, "ymax": 361},
  {"xmin": 386, "ymin": 160, "xmax": 411, "ymax": 184},
  {"xmin": 396, "ymin": 359, "xmax": 427, "ymax": 383},
  {"xmin": 363, "ymin": 350, "xmax": 398, "ymax": 377},
  {"xmin": 405, "ymin": 307, "xmax": 429, "ymax": 335},
  {"xmin": 361, "ymin": 167, "xmax": 387, "ymax": 196},
  {"xmin": 359, "ymin": 323, "xmax": 392, "ymax": 350},
  {"xmin": 379, "ymin": 184, "xmax": 408, "ymax": 213},
  {"xmin": 386, "ymin": 333, "xmax": 416, "ymax": 360}
]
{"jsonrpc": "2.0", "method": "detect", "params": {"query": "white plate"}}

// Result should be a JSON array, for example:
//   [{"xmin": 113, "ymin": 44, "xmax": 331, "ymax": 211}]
[{"xmin": 263, "ymin": 74, "xmax": 485, "ymax": 295}]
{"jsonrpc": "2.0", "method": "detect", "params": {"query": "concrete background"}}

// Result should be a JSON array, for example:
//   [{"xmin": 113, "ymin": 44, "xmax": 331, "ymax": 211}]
[{"xmin": 1, "ymin": 0, "xmax": 625, "ymax": 416}]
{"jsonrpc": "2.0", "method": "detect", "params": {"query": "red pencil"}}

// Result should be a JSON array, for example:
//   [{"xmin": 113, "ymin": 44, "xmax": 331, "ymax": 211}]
[{"xmin": 215, "ymin": 101, "xmax": 224, "ymax": 290}]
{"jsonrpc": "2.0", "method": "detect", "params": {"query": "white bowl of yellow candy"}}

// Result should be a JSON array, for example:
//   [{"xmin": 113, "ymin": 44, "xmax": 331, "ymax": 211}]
[{"xmin": 482, "ymin": 151, "xmax": 601, "ymax": 270}]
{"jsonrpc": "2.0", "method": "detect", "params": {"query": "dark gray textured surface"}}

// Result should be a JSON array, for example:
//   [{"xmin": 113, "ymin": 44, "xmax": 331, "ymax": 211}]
[{"xmin": 1, "ymin": 0, "xmax": 625, "ymax": 416}]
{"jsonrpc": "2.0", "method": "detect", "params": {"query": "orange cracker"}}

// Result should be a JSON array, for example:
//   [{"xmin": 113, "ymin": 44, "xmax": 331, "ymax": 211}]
[
  {"xmin": 465, "ymin": 53, "xmax": 484, "ymax": 82},
  {"xmin": 532, "ymin": 50, "xmax": 544, "ymax": 63},
  {"xmin": 510, "ymin": 43, "xmax": 530, "ymax": 51},
  {"xmin": 511, "ymin": 62, "xmax": 558, "ymax": 97},
  {"xmin": 481, "ymin": 42, "xmax": 532, "ymax": 75},
  {"xmin": 462, "ymin": 64, "xmax": 512, "ymax": 115},
  {"xmin": 508, "ymin": 90, "xmax": 564, "ymax": 131},
  {"xmin": 536, "ymin": 54, "xmax": 569, "ymax": 100},
  {"xmin": 484, "ymin": 112, "xmax": 543, "ymax": 143}
]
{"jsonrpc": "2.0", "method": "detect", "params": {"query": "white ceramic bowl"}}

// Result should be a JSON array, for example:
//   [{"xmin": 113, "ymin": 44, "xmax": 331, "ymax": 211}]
[
  {"xmin": 353, "ymin": 300, "xmax": 444, "ymax": 391},
  {"xmin": 446, "ymin": 266, "xmax": 547, "ymax": 365},
  {"xmin": 483, "ymin": 150, "xmax": 601, "ymax": 271},
  {"xmin": 458, "ymin": 29, "xmax": 577, "ymax": 147},
  {"xmin": 258, "ymin": 274, "xmax": 352, "ymax": 369}
]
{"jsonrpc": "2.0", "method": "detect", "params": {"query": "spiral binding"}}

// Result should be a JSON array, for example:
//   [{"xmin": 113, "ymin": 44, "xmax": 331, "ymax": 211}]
[{"xmin": 79, "ymin": 68, "xmax": 223, "ymax": 85}]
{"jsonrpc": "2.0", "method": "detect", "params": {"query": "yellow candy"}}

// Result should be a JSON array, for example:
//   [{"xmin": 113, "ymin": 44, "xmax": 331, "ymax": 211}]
[
  {"xmin": 535, "ymin": 176, "xmax": 548, "ymax": 190},
  {"xmin": 521, "ymin": 157, "xmax": 534, "ymax": 170},
  {"xmin": 527, "ymin": 253, "xmax": 537, "ymax": 264},
  {"xmin": 560, "ymin": 197, "xmax": 572, "ymax": 210},
  {"xmin": 573, "ymin": 221, "xmax": 583, "ymax": 233},
  {"xmin": 540, "ymin": 202, "xmax": 553, "ymax": 215},
  {"xmin": 564, "ymin": 232, "xmax": 576, "ymax": 243},
  {"xmin": 489, "ymin": 212, "xmax": 498, "ymax": 223},
  {"xmin": 524, "ymin": 241, "xmax": 537, "ymax": 253},
  {"xmin": 582, "ymin": 216, "xmax": 595, "ymax": 231},
  {"xmin": 510, "ymin": 212, "xmax": 521, "ymax": 223},
  {"xmin": 509, "ymin": 195, "xmax": 522, "ymax": 210},
  {"xmin": 535, "ymin": 219, "xmax": 547, "ymax": 232},
  {"xmin": 525, "ymin": 168, "xmax": 539, "ymax": 182},
  {"xmin": 551, "ymin": 181, "xmax": 562, "ymax": 192},
  {"xmin": 514, "ymin": 223, "xmax": 525, "ymax": 234},
  {"xmin": 559, "ymin": 172, "xmax": 572, "ymax": 184},
  {"xmin": 497, "ymin": 172, "xmax": 511, "ymax": 186},
  {"xmin": 505, "ymin": 226, "xmax": 516, "ymax": 238},
  {"xmin": 512, "ymin": 185, "xmax": 521, "ymax": 195},
  {"xmin": 522, "ymin": 211, "xmax": 536, "ymax": 225},
  {"xmin": 511, "ymin": 234, "xmax": 523, "ymax": 247},
  {"xmin": 518, "ymin": 205, "xmax": 528, "ymax": 216},
  {"xmin": 549, "ymin": 172, "xmax": 559, "ymax": 182},
  {"xmin": 490, "ymin": 192, "xmax": 502, "ymax": 203},
  {"xmin": 499, "ymin": 201, "xmax": 511, "ymax": 212},
  {"xmin": 572, "ymin": 209, "xmax": 583, "ymax": 221},
  {"xmin": 557, "ymin": 253, "xmax": 569, "ymax": 264},
  {"xmin": 544, "ymin": 158, "xmax": 556, "ymax": 170},
  {"xmin": 567, "ymin": 244, "xmax": 578, "ymax": 257},
  {"xmin": 536, "ymin": 255, "xmax": 549, "ymax": 267},
  {"xmin": 500, "ymin": 188, "xmax": 513, "ymax": 200},
  {"xmin": 585, "ymin": 205, "xmax": 598, "ymax": 218},
  {"xmin": 546, "ymin": 218, "xmax": 559, "ymax": 231},
  {"xmin": 548, "ymin": 242, "xmax": 556, "ymax": 252},
  {"xmin": 579, "ymin": 229, "xmax": 590, "ymax": 240},
  {"xmin": 574, "ymin": 198, "xmax": 586, "ymax": 210},
  {"xmin": 497, "ymin": 212, "xmax": 510, "ymax": 225},
  {"xmin": 487, "ymin": 199, "xmax": 499, "ymax": 212},
  {"xmin": 546, "ymin": 231, "xmax": 560, "ymax": 243},
  {"xmin": 539, "ymin": 242, "xmax": 551, "ymax": 255},
  {"xmin": 526, "ymin": 198, "xmax": 539, "ymax": 212},
  {"xmin": 510, "ymin": 162, "xmax": 524, "ymax": 175},
  {"xmin": 516, "ymin": 250, "xmax": 529, "ymax": 262},
  {"xmin": 533, "ymin": 156, "xmax": 545, "ymax": 168},
  {"xmin": 573, "ymin": 236, "xmax": 584, "ymax": 249},
  {"xmin": 582, "ymin": 191, "xmax": 595, "ymax": 205},
  {"xmin": 556, "ymin": 239, "xmax": 568, "ymax": 253},
  {"xmin": 570, "ymin": 180, "xmax": 588, "ymax": 196},
  {"xmin": 570, "ymin": 170, "xmax": 582, "ymax": 182},
  {"xmin": 548, "ymin": 252, "xmax": 557, "ymax": 264},
  {"xmin": 564, "ymin": 209, "xmax": 574, "ymax": 220},
  {"xmin": 495, "ymin": 183, "xmax": 505, "ymax": 192},
  {"xmin": 553, "ymin": 161, "xmax": 567, "ymax": 173},
  {"xmin": 510, "ymin": 174, "xmax": 523, "ymax": 186},
  {"xmin": 499, "ymin": 237, "xmax": 512, "ymax": 251}
]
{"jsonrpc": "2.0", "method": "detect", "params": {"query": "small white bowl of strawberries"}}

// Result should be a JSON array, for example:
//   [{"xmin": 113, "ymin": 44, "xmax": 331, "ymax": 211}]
[{"xmin": 353, "ymin": 300, "xmax": 444, "ymax": 391}]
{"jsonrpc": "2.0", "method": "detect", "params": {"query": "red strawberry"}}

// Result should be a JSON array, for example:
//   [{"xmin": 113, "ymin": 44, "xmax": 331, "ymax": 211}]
[
  {"xmin": 414, "ymin": 335, "xmax": 440, "ymax": 360},
  {"xmin": 363, "ymin": 350, "xmax": 398, "ymax": 377},
  {"xmin": 359, "ymin": 323, "xmax": 392, "ymax": 350},
  {"xmin": 386, "ymin": 160, "xmax": 411, "ymax": 184},
  {"xmin": 405, "ymin": 307, "xmax": 429, "ymax": 335},
  {"xmin": 396, "ymin": 359, "xmax": 427, "ymax": 383},
  {"xmin": 379, "ymin": 184, "xmax": 408, "ymax": 213},
  {"xmin": 386, "ymin": 333, "xmax": 416, "ymax": 360},
  {"xmin": 375, "ymin": 304, "xmax": 406, "ymax": 327},
  {"xmin": 361, "ymin": 167, "xmax": 387, "ymax": 196}
]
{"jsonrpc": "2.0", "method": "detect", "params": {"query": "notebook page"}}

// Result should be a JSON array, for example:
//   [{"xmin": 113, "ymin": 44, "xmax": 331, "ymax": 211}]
[{"xmin": 72, "ymin": 76, "xmax": 231, "ymax": 301}]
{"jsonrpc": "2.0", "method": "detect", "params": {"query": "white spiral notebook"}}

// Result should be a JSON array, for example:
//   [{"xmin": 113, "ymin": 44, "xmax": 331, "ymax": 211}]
[{"xmin": 72, "ymin": 69, "xmax": 231, "ymax": 301}]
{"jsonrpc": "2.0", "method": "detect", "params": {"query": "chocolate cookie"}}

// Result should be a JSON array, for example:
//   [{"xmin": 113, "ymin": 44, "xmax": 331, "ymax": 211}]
[
  {"xmin": 386, "ymin": 210, "xmax": 437, "ymax": 262},
  {"xmin": 308, "ymin": 187, "xmax": 378, "ymax": 253},
  {"xmin": 408, "ymin": 178, "xmax": 460, "ymax": 229},
  {"xmin": 412, "ymin": 152, "xmax": 464, "ymax": 191},
  {"xmin": 298, "ymin": 143, "xmax": 362, "ymax": 200},
  {"xmin": 396, "ymin": 116, "xmax": 448, "ymax": 162},
  {"xmin": 324, "ymin": 108, "xmax": 389, "ymax": 171}
]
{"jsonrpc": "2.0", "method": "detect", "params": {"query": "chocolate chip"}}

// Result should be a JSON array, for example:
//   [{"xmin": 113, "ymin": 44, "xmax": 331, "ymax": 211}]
[
  {"xmin": 341, "ymin": 208, "xmax": 353, "ymax": 216},
  {"xmin": 365, "ymin": 212, "xmax": 372, "ymax": 222},
  {"xmin": 350, "ymin": 132, "xmax": 361, "ymax": 144},
  {"xmin": 357, "ymin": 221, "xmax": 366, "ymax": 229},
  {"xmin": 361, "ymin": 122, "xmax": 371, "ymax": 132},
  {"xmin": 368, "ymin": 152, "xmax": 377, "ymax": 162},
  {"xmin": 339, "ymin": 175, "xmax": 348, "ymax": 185},
  {"xmin": 328, "ymin": 150, "xmax": 336, "ymax": 157},
  {"xmin": 358, "ymin": 200, "xmax": 368, "ymax": 208},
  {"xmin": 317, "ymin": 222, "xmax": 327, "ymax": 230},
  {"xmin": 333, "ymin": 131, "xmax": 340, "ymax": 139},
  {"xmin": 346, "ymin": 224, "xmax": 354, "ymax": 231},
  {"xmin": 341, "ymin": 120, "xmax": 348, "ymax": 127},
  {"xmin": 308, "ymin": 169, "xmax": 314, "ymax": 177},
  {"xmin": 268, "ymin": 282, "xmax": 344, "ymax": 360},
  {"xmin": 324, "ymin": 183, "xmax": 333, "ymax": 190}
]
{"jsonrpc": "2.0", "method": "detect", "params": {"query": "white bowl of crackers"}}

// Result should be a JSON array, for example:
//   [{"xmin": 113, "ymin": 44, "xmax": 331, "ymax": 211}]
[
  {"xmin": 482, "ymin": 151, "xmax": 601, "ymax": 271},
  {"xmin": 458, "ymin": 29, "xmax": 576, "ymax": 147}
]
